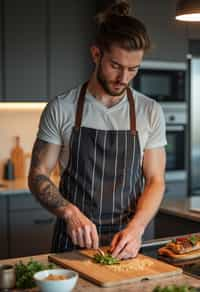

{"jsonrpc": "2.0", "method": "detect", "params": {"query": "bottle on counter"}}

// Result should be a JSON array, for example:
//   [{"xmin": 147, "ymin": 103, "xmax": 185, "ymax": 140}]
[{"xmin": 4, "ymin": 159, "xmax": 15, "ymax": 180}]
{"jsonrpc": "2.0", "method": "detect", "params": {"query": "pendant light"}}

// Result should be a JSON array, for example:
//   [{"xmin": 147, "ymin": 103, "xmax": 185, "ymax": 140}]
[{"xmin": 176, "ymin": 0, "xmax": 200, "ymax": 22}]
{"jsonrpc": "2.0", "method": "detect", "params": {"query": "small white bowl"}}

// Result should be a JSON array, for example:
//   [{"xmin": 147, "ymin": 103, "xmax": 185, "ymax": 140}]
[{"xmin": 33, "ymin": 269, "xmax": 78, "ymax": 292}]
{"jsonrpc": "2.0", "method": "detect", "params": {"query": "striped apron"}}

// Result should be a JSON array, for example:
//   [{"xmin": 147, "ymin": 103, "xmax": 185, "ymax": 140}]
[{"xmin": 52, "ymin": 82, "xmax": 143, "ymax": 252}]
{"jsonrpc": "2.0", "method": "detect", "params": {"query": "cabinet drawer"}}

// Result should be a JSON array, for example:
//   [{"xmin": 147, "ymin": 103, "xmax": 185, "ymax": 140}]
[
  {"xmin": 10, "ymin": 209, "xmax": 55, "ymax": 257},
  {"xmin": 9, "ymin": 193, "xmax": 41, "ymax": 211},
  {"xmin": 0, "ymin": 197, "xmax": 8, "ymax": 259}
]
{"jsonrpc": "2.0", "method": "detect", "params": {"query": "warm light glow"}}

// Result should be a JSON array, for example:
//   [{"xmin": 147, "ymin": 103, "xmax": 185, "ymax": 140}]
[
  {"xmin": 0, "ymin": 102, "xmax": 47, "ymax": 110},
  {"xmin": 176, "ymin": 13, "xmax": 200, "ymax": 21}
]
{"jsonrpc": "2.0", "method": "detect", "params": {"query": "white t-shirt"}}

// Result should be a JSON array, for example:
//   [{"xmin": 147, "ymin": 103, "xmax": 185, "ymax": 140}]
[{"xmin": 37, "ymin": 86, "xmax": 167, "ymax": 174}]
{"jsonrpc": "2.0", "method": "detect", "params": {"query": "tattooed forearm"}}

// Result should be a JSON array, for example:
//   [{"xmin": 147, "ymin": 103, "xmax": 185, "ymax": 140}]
[
  {"xmin": 30, "ymin": 174, "xmax": 68, "ymax": 210},
  {"xmin": 28, "ymin": 139, "xmax": 69, "ymax": 216}
]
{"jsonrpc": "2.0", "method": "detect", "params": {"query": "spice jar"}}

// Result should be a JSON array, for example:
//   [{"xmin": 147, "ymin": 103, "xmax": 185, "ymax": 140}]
[{"xmin": 0, "ymin": 264, "xmax": 16, "ymax": 289}]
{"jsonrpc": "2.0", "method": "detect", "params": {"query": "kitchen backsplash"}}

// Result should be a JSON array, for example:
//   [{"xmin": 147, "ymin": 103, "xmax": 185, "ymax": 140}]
[{"xmin": 0, "ymin": 109, "xmax": 43, "ymax": 179}]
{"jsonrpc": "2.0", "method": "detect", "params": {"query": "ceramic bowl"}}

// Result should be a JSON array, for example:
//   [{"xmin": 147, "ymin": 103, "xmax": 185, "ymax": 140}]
[{"xmin": 33, "ymin": 269, "xmax": 78, "ymax": 292}]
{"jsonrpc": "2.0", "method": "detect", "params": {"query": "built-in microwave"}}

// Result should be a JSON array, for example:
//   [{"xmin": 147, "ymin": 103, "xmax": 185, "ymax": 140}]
[{"xmin": 133, "ymin": 61, "xmax": 187, "ymax": 102}]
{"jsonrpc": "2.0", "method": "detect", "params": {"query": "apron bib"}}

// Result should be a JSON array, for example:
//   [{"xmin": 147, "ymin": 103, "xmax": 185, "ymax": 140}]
[{"xmin": 52, "ymin": 82, "xmax": 143, "ymax": 252}]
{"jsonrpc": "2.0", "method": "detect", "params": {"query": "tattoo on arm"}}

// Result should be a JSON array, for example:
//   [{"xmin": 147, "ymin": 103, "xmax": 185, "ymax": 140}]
[
  {"xmin": 29, "ymin": 139, "xmax": 69, "ymax": 211},
  {"xmin": 31, "ymin": 174, "xmax": 68, "ymax": 209}
]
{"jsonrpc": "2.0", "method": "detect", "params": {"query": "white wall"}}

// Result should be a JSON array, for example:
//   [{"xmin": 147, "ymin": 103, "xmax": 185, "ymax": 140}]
[{"xmin": 0, "ymin": 109, "xmax": 43, "ymax": 178}]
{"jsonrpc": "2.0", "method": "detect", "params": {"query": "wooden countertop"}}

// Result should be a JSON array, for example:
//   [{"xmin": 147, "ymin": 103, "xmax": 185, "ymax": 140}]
[
  {"xmin": 0, "ymin": 176, "xmax": 60, "ymax": 195},
  {"xmin": 0, "ymin": 254, "xmax": 200, "ymax": 291}
]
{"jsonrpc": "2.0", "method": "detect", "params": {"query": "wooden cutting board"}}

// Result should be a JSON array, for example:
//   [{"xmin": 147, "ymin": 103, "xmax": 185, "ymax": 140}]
[
  {"xmin": 158, "ymin": 246, "xmax": 200, "ymax": 262},
  {"xmin": 48, "ymin": 248, "xmax": 182, "ymax": 287},
  {"xmin": 11, "ymin": 136, "xmax": 25, "ymax": 178}
]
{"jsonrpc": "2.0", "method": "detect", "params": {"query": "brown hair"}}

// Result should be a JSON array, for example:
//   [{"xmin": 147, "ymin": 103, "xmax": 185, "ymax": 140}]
[{"xmin": 95, "ymin": 0, "xmax": 151, "ymax": 52}]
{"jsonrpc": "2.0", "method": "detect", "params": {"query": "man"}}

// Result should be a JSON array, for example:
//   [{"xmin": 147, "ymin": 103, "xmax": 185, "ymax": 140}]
[{"xmin": 28, "ymin": 1, "xmax": 166, "ymax": 260}]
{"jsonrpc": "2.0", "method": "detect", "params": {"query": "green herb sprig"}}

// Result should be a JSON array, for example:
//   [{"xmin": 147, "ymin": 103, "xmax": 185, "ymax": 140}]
[
  {"xmin": 153, "ymin": 284, "xmax": 197, "ymax": 292},
  {"xmin": 93, "ymin": 253, "xmax": 120, "ymax": 265},
  {"xmin": 189, "ymin": 235, "xmax": 198, "ymax": 246},
  {"xmin": 15, "ymin": 258, "xmax": 55, "ymax": 289}
]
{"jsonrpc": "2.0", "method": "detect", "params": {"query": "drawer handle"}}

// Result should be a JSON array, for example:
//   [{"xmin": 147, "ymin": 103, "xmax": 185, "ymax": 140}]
[{"xmin": 34, "ymin": 218, "xmax": 54, "ymax": 225}]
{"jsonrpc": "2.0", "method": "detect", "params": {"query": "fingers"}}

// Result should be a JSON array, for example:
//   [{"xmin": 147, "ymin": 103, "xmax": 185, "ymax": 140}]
[
  {"xmin": 71, "ymin": 229, "xmax": 78, "ymax": 246},
  {"xmin": 111, "ymin": 236, "xmax": 127, "ymax": 258},
  {"xmin": 84, "ymin": 225, "xmax": 92, "ymax": 249},
  {"xmin": 68, "ymin": 221, "xmax": 99, "ymax": 249},
  {"xmin": 77, "ymin": 227, "xmax": 84, "ymax": 247},
  {"xmin": 91, "ymin": 224, "xmax": 99, "ymax": 249},
  {"xmin": 117, "ymin": 243, "xmax": 139, "ymax": 260},
  {"xmin": 110, "ymin": 232, "xmax": 120, "ymax": 253}
]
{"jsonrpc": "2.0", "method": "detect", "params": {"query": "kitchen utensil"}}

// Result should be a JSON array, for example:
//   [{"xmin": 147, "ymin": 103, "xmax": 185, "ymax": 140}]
[
  {"xmin": 11, "ymin": 136, "xmax": 25, "ymax": 178},
  {"xmin": 48, "ymin": 249, "xmax": 182, "ymax": 288},
  {"xmin": 0, "ymin": 264, "xmax": 16, "ymax": 289}
]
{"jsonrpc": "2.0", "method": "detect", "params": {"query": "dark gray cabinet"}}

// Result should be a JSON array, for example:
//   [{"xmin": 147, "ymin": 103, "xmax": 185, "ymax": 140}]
[
  {"xmin": 9, "ymin": 193, "xmax": 55, "ymax": 258},
  {"xmin": 134, "ymin": 0, "xmax": 189, "ymax": 62},
  {"xmin": 4, "ymin": 0, "xmax": 47, "ymax": 101},
  {"xmin": 10, "ymin": 208, "xmax": 55, "ymax": 257},
  {"xmin": 155, "ymin": 212, "xmax": 200, "ymax": 238},
  {"xmin": 49, "ymin": 0, "xmax": 96, "ymax": 98},
  {"xmin": 0, "ymin": 193, "xmax": 55, "ymax": 259},
  {"xmin": 0, "ymin": 197, "xmax": 8, "ymax": 259}
]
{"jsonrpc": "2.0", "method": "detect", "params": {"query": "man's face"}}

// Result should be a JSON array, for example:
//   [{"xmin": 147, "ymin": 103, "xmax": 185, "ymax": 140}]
[{"xmin": 93, "ymin": 45, "xmax": 144, "ymax": 96}]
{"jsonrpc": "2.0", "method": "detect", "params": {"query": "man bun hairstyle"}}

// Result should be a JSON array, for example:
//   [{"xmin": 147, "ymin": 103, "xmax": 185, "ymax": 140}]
[{"xmin": 95, "ymin": 0, "xmax": 151, "ymax": 52}]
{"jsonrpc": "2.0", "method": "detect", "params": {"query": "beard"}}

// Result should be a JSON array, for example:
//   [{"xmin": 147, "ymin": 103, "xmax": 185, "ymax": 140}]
[{"xmin": 96, "ymin": 62, "xmax": 129, "ymax": 97}]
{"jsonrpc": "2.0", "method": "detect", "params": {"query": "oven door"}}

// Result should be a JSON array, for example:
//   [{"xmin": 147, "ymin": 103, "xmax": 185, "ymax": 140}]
[{"xmin": 166, "ymin": 125, "xmax": 185, "ymax": 173}]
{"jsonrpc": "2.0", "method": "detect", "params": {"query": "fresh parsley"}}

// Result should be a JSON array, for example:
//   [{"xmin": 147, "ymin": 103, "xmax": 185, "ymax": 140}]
[
  {"xmin": 153, "ymin": 285, "xmax": 197, "ymax": 292},
  {"xmin": 189, "ymin": 235, "xmax": 198, "ymax": 246},
  {"xmin": 15, "ymin": 259, "xmax": 55, "ymax": 289},
  {"xmin": 93, "ymin": 253, "xmax": 120, "ymax": 265}
]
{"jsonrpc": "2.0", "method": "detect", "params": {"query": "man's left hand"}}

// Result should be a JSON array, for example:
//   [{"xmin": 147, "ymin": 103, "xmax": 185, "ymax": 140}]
[{"xmin": 110, "ymin": 225, "xmax": 143, "ymax": 260}]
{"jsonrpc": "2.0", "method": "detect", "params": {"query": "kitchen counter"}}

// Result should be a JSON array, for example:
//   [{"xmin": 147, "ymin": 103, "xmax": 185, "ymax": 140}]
[
  {"xmin": 0, "ymin": 178, "xmax": 199, "ymax": 223},
  {"xmin": 0, "ymin": 178, "xmax": 30, "ymax": 195},
  {"xmin": 0, "ymin": 253, "xmax": 200, "ymax": 291},
  {"xmin": 160, "ymin": 197, "xmax": 200, "ymax": 222},
  {"xmin": 0, "ymin": 176, "xmax": 59, "ymax": 196}
]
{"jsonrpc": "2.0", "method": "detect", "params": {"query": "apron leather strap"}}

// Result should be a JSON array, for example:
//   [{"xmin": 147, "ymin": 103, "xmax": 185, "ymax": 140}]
[
  {"xmin": 127, "ymin": 87, "xmax": 136, "ymax": 135},
  {"xmin": 75, "ymin": 81, "xmax": 88, "ymax": 129},
  {"xmin": 75, "ymin": 82, "xmax": 136, "ymax": 135}
]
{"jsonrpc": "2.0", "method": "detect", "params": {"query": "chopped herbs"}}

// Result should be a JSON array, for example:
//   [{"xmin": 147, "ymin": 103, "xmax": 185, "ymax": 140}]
[
  {"xmin": 189, "ymin": 235, "xmax": 198, "ymax": 246},
  {"xmin": 153, "ymin": 285, "xmax": 197, "ymax": 292},
  {"xmin": 15, "ymin": 259, "xmax": 55, "ymax": 289},
  {"xmin": 93, "ymin": 253, "xmax": 120, "ymax": 265}
]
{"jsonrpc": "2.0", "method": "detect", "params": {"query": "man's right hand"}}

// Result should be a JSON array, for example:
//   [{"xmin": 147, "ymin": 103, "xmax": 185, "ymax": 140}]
[{"xmin": 64, "ymin": 203, "xmax": 99, "ymax": 249}]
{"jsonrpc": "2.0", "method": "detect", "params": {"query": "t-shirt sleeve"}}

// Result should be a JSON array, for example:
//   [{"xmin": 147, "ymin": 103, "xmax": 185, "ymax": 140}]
[
  {"xmin": 37, "ymin": 97, "xmax": 62, "ymax": 145},
  {"xmin": 145, "ymin": 101, "xmax": 167, "ymax": 149}
]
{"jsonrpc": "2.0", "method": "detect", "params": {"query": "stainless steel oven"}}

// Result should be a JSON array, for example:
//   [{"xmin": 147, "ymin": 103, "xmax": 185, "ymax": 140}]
[{"xmin": 162, "ymin": 104, "xmax": 188, "ymax": 197}]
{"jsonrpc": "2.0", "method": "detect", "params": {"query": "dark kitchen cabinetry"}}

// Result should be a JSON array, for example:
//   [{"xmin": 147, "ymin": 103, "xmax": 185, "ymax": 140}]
[
  {"xmin": 155, "ymin": 212, "xmax": 200, "ymax": 238},
  {"xmin": 0, "ymin": 197, "xmax": 8, "ymax": 259},
  {"xmin": 134, "ymin": 0, "xmax": 188, "ymax": 62},
  {"xmin": 10, "ymin": 208, "xmax": 55, "ymax": 258},
  {"xmin": 0, "ymin": 193, "xmax": 55, "ymax": 259},
  {"xmin": 9, "ymin": 193, "xmax": 55, "ymax": 258},
  {"xmin": 49, "ymin": 0, "xmax": 96, "ymax": 98},
  {"xmin": 4, "ymin": 0, "xmax": 47, "ymax": 101}
]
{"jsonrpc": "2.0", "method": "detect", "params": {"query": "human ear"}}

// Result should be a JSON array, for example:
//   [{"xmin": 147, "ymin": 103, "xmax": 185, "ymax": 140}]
[{"xmin": 90, "ymin": 46, "xmax": 102, "ymax": 65}]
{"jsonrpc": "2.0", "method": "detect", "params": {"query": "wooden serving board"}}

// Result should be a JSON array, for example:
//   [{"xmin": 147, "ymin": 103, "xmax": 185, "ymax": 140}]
[
  {"xmin": 11, "ymin": 136, "xmax": 25, "ymax": 178},
  {"xmin": 158, "ymin": 247, "xmax": 200, "ymax": 262},
  {"xmin": 48, "ymin": 248, "xmax": 182, "ymax": 288}
]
